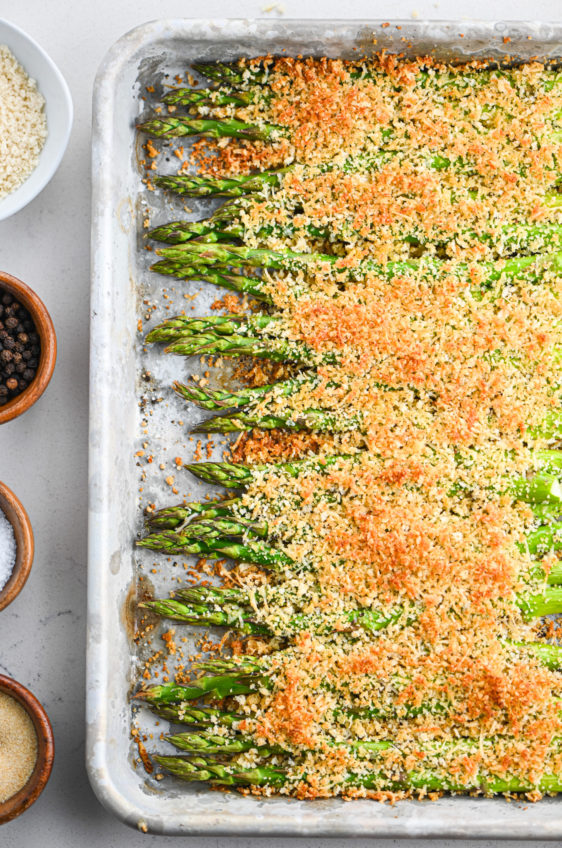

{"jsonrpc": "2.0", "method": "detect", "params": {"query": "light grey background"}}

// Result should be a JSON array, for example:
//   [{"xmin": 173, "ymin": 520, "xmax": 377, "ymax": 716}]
[{"xmin": 0, "ymin": 0, "xmax": 561, "ymax": 844}]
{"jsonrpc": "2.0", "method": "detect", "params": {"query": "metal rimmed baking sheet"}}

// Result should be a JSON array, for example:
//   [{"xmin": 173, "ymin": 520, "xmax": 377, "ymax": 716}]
[{"xmin": 88, "ymin": 18, "xmax": 562, "ymax": 835}]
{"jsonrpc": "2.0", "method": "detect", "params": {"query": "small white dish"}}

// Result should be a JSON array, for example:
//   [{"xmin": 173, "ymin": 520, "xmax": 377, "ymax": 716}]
[{"xmin": 0, "ymin": 19, "xmax": 73, "ymax": 221}]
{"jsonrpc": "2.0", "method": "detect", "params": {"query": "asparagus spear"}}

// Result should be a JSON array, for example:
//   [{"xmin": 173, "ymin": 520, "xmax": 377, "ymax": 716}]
[
  {"xmin": 155, "ymin": 242, "xmax": 562, "ymax": 283},
  {"xmin": 154, "ymin": 755, "xmax": 287, "ymax": 788},
  {"xmin": 184, "ymin": 454, "xmax": 562, "ymax": 505},
  {"xmin": 185, "ymin": 454, "xmax": 357, "ymax": 488},
  {"xmin": 136, "ymin": 115, "xmax": 271, "ymax": 141},
  {"xmin": 177, "ymin": 377, "xmax": 562, "ymax": 441},
  {"xmin": 176, "ymin": 371, "xmax": 370, "ymax": 437},
  {"xmin": 147, "ymin": 296, "xmax": 562, "ymax": 366},
  {"xmin": 150, "ymin": 245, "xmax": 562, "ymax": 308},
  {"xmin": 149, "ymin": 149, "xmax": 459, "ymax": 200},
  {"xmin": 153, "ymin": 169, "xmax": 289, "ymax": 199},
  {"xmin": 148, "ymin": 643, "xmax": 562, "ymax": 731},
  {"xmin": 146, "ymin": 498, "xmax": 241, "ymax": 531},
  {"xmin": 150, "ymin": 259, "xmax": 275, "ymax": 302},
  {"xmin": 163, "ymin": 88, "xmax": 254, "ymax": 108},
  {"xmin": 149, "ymin": 704, "xmax": 246, "ymax": 727},
  {"xmin": 166, "ymin": 730, "xmax": 285, "ymax": 755},
  {"xmin": 144, "ymin": 506, "xmax": 562, "ymax": 554},
  {"xmin": 147, "ymin": 495, "xmax": 562, "ymax": 565},
  {"xmin": 149, "ymin": 211, "xmax": 562, "ymax": 260},
  {"xmin": 146, "ymin": 314, "xmax": 276, "ymax": 344},
  {"xmin": 192, "ymin": 60, "xmax": 562, "ymax": 94},
  {"xmin": 143, "ymin": 639, "xmax": 562, "ymax": 729},
  {"xmin": 141, "ymin": 584, "xmax": 562, "ymax": 636},
  {"xmin": 191, "ymin": 61, "xmax": 270, "ymax": 86},
  {"xmin": 149, "ymin": 683, "xmax": 548, "ymax": 727},
  {"xmin": 136, "ymin": 639, "xmax": 562, "ymax": 712},
  {"xmin": 137, "ymin": 531, "xmax": 297, "ymax": 570},
  {"xmin": 137, "ymin": 116, "xmax": 287, "ymax": 140},
  {"xmin": 176, "ymin": 375, "xmax": 562, "ymax": 443},
  {"xmin": 165, "ymin": 331, "xmax": 333, "ymax": 364},
  {"xmin": 140, "ymin": 594, "xmax": 407, "ymax": 636},
  {"xmin": 154, "ymin": 515, "xmax": 268, "ymax": 540},
  {"xmin": 140, "ymin": 106, "xmax": 561, "ymax": 145},
  {"xmin": 153, "ymin": 748, "xmax": 562, "ymax": 793},
  {"xmin": 173, "ymin": 377, "xmax": 316, "ymax": 410},
  {"xmin": 192, "ymin": 408, "xmax": 361, "ymax": 434},
  {"xmin": 138, "ymin": 510, "xmax": 562, "ymax": 570}
]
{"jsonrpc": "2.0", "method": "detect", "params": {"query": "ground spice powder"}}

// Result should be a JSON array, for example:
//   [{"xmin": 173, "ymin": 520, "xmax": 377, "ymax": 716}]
[{"xmin": 0, "ymin": 691, "xmax": 37, "ymax": 802}]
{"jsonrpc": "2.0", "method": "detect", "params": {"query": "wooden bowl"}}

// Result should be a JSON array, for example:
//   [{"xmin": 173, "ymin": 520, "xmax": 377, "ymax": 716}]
[
  {"xmin": 0, "ymin": 675, "xmax": 54, "ymax": 824},
  {"xmin": 0, "ymin": 271, "xmax": 56, "ymax": 425},
  {"xmin": 0, "ymin": 481, "xmax": 34, "ymax": 612}
]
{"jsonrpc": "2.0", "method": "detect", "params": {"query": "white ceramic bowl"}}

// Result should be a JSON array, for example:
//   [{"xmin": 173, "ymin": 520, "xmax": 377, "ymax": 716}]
[{"xmin": 0, "ymin": 19, "xmax": 73, "ymax": 221}]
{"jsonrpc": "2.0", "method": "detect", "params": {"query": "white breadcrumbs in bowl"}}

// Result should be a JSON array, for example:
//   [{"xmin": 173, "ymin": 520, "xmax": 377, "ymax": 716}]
[{"xmin": 0, "ymin": 44, "xmax": 47, "ymax": 200}]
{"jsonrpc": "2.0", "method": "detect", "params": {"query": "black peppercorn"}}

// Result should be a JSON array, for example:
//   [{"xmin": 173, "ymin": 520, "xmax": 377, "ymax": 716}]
[{"xmin": 0, "ymin": 288, "xmax": 40, "ymax": 404}]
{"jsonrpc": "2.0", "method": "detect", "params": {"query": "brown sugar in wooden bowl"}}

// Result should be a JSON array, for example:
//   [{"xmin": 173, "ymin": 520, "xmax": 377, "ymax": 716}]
[
  {"xmin": 0, "ymin": 271, "xmax": 56, "ymax": 425},
  {"xmin": 0, "ymin": 481, "xmax": 34, "ymax": 612},
  {"xmin": 0, "ymin": 675, "xmax": 54, "ymax": 824}
]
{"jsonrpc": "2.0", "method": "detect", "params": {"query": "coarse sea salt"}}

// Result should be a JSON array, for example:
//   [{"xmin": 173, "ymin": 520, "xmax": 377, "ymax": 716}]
[{"xmin": 0, "ymin": 508, "xmax": 16, "ymax": 592}]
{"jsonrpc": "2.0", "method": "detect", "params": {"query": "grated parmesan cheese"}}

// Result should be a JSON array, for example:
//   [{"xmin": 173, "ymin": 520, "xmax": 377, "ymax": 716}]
[{"xmin": 0, "ymin": 45, "xmax": 47, "ymax": 200}]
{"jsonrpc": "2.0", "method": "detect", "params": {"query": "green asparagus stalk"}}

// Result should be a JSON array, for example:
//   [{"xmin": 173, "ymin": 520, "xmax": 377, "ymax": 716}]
[
  {"xmin": 140, "ymin": 588, "xmax": 408, "ymax": 635},
  {"xmin": 136, "ymin": 639, "xmax": 562, "ymax": 712},
  {"xmin": 174, "ymin": 376, "xmax": 562, "ymax": 440},
  {"xmin": 153, "ymin": 169, "xmax": 289, "ymax": 199},
  {"xmin": 153, "ymin": 748, "xmax": 562, "ymax": 793},
  {"xmin": 144, "ymin": 505, "xmax": 562, "ymax": 559},
  {"xmin": 150, "ymin": 704, "xmax": 246, "ymax": 727},
  {"xmin": 146, "ymin": 491, "xmax": 560, "ymax": 533},
  {"xmin": 191, "ymin": 61, "xmax": 270, "ymax": 86},
  {"xmin": 134, "ymin": 642, "xmax": 562, "ymax": 721},
  {"xmin": 144, "ymin": 639, "xmax": 562, "ymax": 728},
  {"xmin": 148, "ymin": 61, "xmax": 562, "ymax": 147},
  {"xmin": 165, "ymin": 332, "xmax": 332, "ymax": 364},
  {"xmin": 177, "ymin": 380, "xmax": 562, "ymax": 442},
  {"xmin": 160, "ymin": 515, "xmax": 267, "ymax": 540},
  {"xmin": 137, "ymin": 116, "xmax": 287, "ymax": 140},
  {"xmin": 166, "ymin": 731, "xmax": 284, "ymax": 756},
  {"xmin": 182, "ymin": 371, "xmax": 374, "ymax": 432},
  {"xmin": 141, "ymin": 584, "xmax": 562, "ymax": 636},
  {"xmin": 154, "ymin": 755, "xmax": 287, "ymax": 788},
  {"xmin": 150, "ymin": 259, "xmax": 275, "ymax": 302},
  {"xmin": 155, "ymin": 243, "xmax": 562, "ymax": 284},
  {"xmin": 184, "ymin": 454, "xmax": 562, "ymax": 506},
  {"xmin": 146, "ymin": 498, "xmax": 240, "ymax": 531},
  {"xmin": 149, "ymin": 149, "xmax": 442, "ymax": 200},
  {"xmin": 149, "ymin": 211, "xmax": 562, "ymax": 260},
  {"xmin": 173, "ymin": 378, "xmax": 303, "ymax": 410},
  {"xmin": 146, "ymin": 314, "xmax": 275, "ymax": 344},
  {"xmin": 192, "ymin": 408, "xmax": 362, "ymax": 434},
  {"xmin": 135, "ymin": 671, "xmax": 260, "ymax": 705},
  {"xmin": 192, "ymin": 60, "xmax": 562, "ymax": 94},
  {"xmin": 163, "ymin": 88, "xmax": 253, "ymax": 108},
  {"xmin": 155, "ymin": 322, "xmax": 562, "ymax": 373},
  {"xmin": 151, "ymin": 246, "xmax": 562, "ymax": 308},
  {"xmin": 185, "ymin": 453, "xmax": 355, "ymax": 488},
  {"xmin": 137, "ymin": 532, "xmax": 296, "ymax": 570}
]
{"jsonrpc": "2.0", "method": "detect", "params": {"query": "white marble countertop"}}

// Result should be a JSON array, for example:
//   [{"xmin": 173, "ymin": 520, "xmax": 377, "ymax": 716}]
[{"xmin": 1, "ymin": 0, "xmax": 561, "ymax": 844}]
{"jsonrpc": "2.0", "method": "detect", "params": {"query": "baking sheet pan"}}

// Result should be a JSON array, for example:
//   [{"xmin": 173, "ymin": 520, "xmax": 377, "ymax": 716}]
[{"xmin": 88, "ymin": 18, "xmax": 562, "ymax": 835}]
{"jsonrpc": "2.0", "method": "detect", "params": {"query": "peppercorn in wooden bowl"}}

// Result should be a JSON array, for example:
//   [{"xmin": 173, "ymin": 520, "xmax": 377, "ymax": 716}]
[{"xmin": 0, "ymin": 271, "xmax": 56, "ymax": 424}]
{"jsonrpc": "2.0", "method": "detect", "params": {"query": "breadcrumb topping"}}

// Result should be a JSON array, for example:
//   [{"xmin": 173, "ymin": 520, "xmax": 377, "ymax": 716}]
[{"xmin": 146, "ymin": 55, "xmax": 562, "ymax": 800}]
